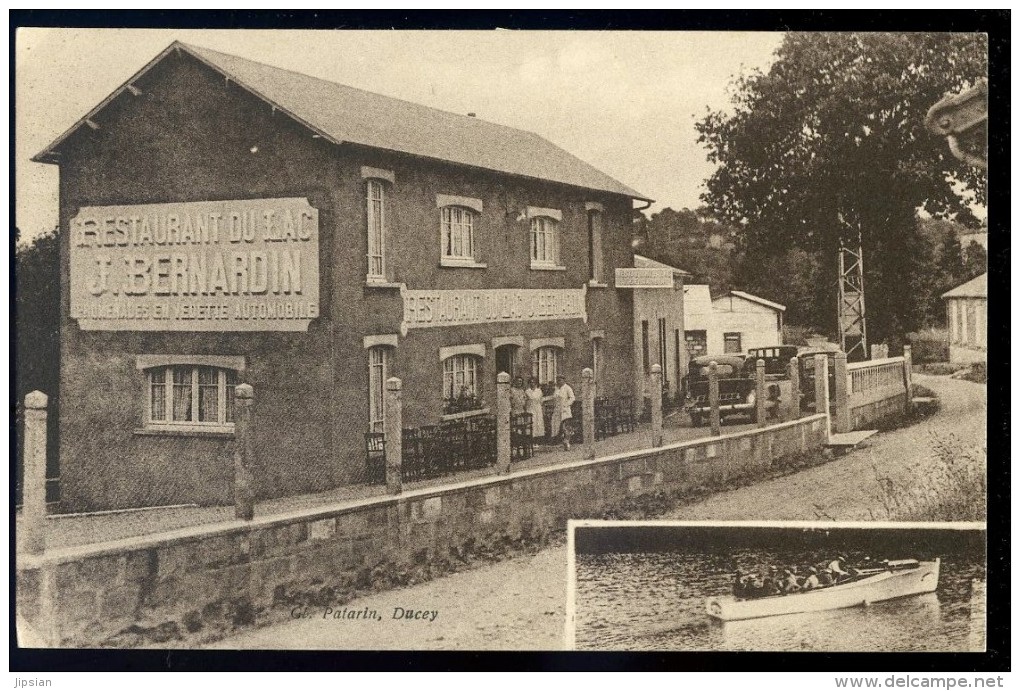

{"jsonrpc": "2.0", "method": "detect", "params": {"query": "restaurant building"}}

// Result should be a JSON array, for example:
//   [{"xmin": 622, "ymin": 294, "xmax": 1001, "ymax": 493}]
[{"xmin": 35, "ymin": 42, "xmax": 652, "ymax": 511}]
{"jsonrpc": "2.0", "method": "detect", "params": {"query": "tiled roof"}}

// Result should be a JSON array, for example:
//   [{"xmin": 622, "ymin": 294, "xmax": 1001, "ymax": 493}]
[
  {"xmin": 35, "ymin": 41, "xmax": 651, "ymax": 202},
  {"xmin": 942, "ymin": 273, "xmax": 987, "ymax": 299},
  {"xmin": 722, "ymin": 290, "xmax": 786, "ymax": 312}
]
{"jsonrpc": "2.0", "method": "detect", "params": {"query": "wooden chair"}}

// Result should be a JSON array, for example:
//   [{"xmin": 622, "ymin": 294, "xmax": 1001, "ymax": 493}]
[
  {"xmin": 617, "ymin": 396, "xmax": 637, "ymax": 433},
  {"xmin": 511, "ymin": 412, "xmax": 534, "ymax": 460},
  {"xmin": 440, "ymin": 420, "xmax": 469, "ymax": 474},
  {"xmin": 400, "ymin": 427, "xmax": 422, "ymax": 482},
  {"xmin": 364, "ymin": 432, "xmax": 386, "ymax": 485},
  {"xmin": 594, "ymin": 398, "xmax": 617, "ymax": 440},
  {"xmin": 468, "ymin": 415, "xmax": 497, "ymax": 468},
  {"xmin": 418, "ymin": 424, "xmax": 441, "ymax": 478}
]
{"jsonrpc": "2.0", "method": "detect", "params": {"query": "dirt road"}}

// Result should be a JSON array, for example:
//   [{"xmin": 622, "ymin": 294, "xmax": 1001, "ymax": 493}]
[{"xmin": 209, "ymin": 375, "xmax": 984, "ymax": 650}]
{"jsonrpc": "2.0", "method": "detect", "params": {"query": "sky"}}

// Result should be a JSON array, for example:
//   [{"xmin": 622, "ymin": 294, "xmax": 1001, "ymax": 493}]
[{"xmin": 15, "ymin": 28, "xmax": 784, "ymax": 244}]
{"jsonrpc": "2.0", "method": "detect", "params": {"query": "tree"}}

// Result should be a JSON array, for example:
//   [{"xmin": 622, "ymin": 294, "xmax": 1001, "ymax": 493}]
[
  {"xmin": 637, "ymin": 207, "xmax": 741, "ymax": 293},
  {"xmin": 697, "ymin": 32, "xmax": 987, "ymax": 344},
  {"xmin": 962, "ymin": 240, "xmax": 988, "ymax": 280},
  {"xmin": 15, "ymin": 228, "xmax": 62, "ymax": 499}
]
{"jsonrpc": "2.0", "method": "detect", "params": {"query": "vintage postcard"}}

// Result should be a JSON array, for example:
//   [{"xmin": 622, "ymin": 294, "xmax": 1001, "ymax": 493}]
[{"xmin": 14, "ymin": 25, "xmax": 991, "ymax": 656}]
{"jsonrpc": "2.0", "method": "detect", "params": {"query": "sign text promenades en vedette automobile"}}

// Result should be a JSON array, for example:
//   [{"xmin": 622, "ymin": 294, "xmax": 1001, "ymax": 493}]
[{"xmin": 68, "ymin": 198, "xmax": 320, "ymax": 331}]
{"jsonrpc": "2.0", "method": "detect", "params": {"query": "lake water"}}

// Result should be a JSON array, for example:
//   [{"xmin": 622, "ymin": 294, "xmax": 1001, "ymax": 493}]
[{"xmin": 574, "ymin": 549, "xmax": 985, "ymax": 652}]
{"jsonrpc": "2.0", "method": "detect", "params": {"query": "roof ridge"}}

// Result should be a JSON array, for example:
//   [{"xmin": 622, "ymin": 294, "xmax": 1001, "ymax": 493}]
[
  {"xmin": 36, "ymin": 39, "xmax": 650, "ymax": 201},
  {"xmin": 179, "ymin": 41, "xmax": 546, "ymax": 140}
]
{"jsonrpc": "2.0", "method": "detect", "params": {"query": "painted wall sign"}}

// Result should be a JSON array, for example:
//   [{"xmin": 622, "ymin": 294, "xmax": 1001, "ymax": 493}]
[
  {"xmin": 68, "ymin": 198, "xmax": 320, "ymax": 331},
  {"xmin": 614, "ymin": 267, "xmax": 675, "ymax": 289},
  {"xmin": 401, "ymin": 287, "xmax": 587, "ymax": 334}
]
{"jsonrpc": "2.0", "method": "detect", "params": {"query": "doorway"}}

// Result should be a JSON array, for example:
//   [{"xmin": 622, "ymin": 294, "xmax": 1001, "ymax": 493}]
[{"xmin": 495, "ymin": 344, "xmax": 519, "ymax": 380}]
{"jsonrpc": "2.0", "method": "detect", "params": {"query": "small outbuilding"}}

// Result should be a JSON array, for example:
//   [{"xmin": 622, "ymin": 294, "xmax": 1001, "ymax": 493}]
[
  {"xmin": 942, "ymin": 273, "xmax": 987, "ymax": 363},
  {"xmin": 683, "ymin": 286, "xmax": 785, "ymax": 358}
]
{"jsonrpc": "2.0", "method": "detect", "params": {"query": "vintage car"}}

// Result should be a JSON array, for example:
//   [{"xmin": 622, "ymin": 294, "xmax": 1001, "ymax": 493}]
[
  {"xmin": 683, "ymin": 354, "xmax": 758, "ymax": 427},
  {"xmin": 797, "ymin": 348, "xmax": 839, "ymax": 412},
  {"xmin": 746, "ymin": 346, "xmax": 800, "ymax": 376}
]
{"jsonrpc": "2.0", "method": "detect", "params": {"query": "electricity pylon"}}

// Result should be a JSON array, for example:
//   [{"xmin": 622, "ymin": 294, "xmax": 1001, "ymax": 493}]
[{"xmin": 837, "ymin": 212, "xmax": 868, "ymax": 362}]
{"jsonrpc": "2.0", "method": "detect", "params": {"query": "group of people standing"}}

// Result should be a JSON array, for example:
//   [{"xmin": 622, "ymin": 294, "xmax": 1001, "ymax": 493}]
[
  {"xmin": 733, "ymin": 555, "xmax": 860, "ymax": 599},
  {"xmin": 509, "ymin": 375, "xmax": 576, "ymax": 450}
]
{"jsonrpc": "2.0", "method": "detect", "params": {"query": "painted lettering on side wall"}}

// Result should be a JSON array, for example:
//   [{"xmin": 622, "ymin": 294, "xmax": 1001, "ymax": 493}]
[
  {"xmin": 69, "ymin": 198, "xmax": 320, "ymax": 331},
  {"xmin": 401, "ymin": 287, "xmax": 587, "ymax": 334}
]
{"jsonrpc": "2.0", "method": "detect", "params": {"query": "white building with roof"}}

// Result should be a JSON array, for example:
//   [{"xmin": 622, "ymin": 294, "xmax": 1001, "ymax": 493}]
[
  {"xmin": 629, "ymin": 255, "xmax": 689, "ymax": 401},
  {"xmin": 682, "ymin": 286, "xmax": 786, "ymax": 358},
  {"xmin": 943, "ymin": 273, "xmax": 987, "ymax": 363}
]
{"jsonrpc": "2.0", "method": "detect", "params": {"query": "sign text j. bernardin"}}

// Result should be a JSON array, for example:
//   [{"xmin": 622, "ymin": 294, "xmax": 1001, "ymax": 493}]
[{"xmin": 69, "ymin": 198, "xmax": 320, "ymax": 331}]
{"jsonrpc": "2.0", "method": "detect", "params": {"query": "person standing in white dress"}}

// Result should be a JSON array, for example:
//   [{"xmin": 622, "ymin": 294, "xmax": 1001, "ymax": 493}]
[
  {"xmin": 525, "ymin": 378, "xmax": 546, "ymax": 440},
  {"xmin": 552, "ymin": 375, "xmax": 576, "ymax": 450}
]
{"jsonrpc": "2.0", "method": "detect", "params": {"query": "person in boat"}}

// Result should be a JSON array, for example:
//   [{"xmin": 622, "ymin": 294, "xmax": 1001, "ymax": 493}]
[
  {"xmin": 781, "ymin": 569, "xmax": 801, "ymax": 593},
  {"xmin": 817, "ymin": 568, "xmax": 834, "ymax": 587},
  {"xmin": 733, "ymin": 570, "xmax": 746, "ymax": 597},
  {"xmin": 802, "ymin": 567, "xmax": 821, "ymax": 590},
  {"xmin": 828, "ymin": 555, "xmax": 852, "ymax": 582},
  {"xmin": 763, "ymin": 567, "xmax": 782, "ymax": 596}
]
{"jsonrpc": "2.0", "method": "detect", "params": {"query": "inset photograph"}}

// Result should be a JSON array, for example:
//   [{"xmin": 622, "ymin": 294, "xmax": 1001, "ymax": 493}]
[{"xmin": 567, "ymin": 521, "xmax": 985, "ymax": 652}]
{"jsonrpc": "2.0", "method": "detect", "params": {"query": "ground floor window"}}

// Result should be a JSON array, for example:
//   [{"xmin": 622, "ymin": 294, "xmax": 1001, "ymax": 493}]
[
  {"xmin": 147, "ymin": 365, "xmax": 237, "ymax": 429},
  {"xmin": 658, "ymin": 317, "xmax": 668, "ymax": 379},
  {"xmin": 641, "ymin": 320, "xmax": 650, "ymax": 373},
  {"xmin": 533, "ymin": 346, "xmax": 561, "ymax": 388},
  {"xmin": 368, "ymin": 346, "xmax": 390, "ymax": 432},
  {"xmin": 723, "ymin": 332, "xmax": 742, "ymax": 354},
  {"xmin": 443, "ymin": 354, "xmax": 482, "ymax": 413},
  {"xmin": 685, "ymin": 330, "xmax": 707, "ymax": 358}
]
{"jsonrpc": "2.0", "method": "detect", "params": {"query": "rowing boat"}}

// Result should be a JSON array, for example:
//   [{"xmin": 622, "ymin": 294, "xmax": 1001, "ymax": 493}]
[{"xmin": 705, "ymin": 559, "xmax": 940, "ymax": 621}]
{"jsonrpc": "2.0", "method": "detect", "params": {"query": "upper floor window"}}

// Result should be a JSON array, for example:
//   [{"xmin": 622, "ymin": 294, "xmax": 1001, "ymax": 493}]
[
  {"xmin": 441, "ymin": 206, "xmax": 476, "ymax": 261},
  {"xmin": 587, "ymin": 208, "xmax": 604, "ymax": 283},
  {"xmin": 366, "ymin": 179, "xmax": 387, "ymax": 280},
  {"xmin": 147, "ymin": 365, "xmax": 237, "ymax": 430},
  {"xmin": 531, "ymin": 216, "xmax": 560, "ymax": 268}
]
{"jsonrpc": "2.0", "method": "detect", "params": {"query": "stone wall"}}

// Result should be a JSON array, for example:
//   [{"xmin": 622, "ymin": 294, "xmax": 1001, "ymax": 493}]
[
  {"xmin": 16, "ymin": 414, "xmax": 828, "ymax": 648},
  {"xmin": 850, "ymin": 393, "xmax": 907, "ymax": 431}
]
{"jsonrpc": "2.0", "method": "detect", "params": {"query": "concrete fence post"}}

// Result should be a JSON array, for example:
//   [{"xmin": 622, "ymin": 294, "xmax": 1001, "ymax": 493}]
[
  {"xmin": 21, "ymin": 391, "xmax": 48, "ymax": 555},
  {"xmin": 496, "ymin": 372, "xmax": 512, "ymax": 474},
  {"xmin": 902, "ymin": 344, "xmax": 914, "ymax": 414},
  {"xmin": 581, "ymin": 367, "xmax": 596, "ymax": 459},
  {"xmin": 788, "ymin": 356, "xmax": 801, "ymax": 421},
  {"xmin": 384, "ymin": 377, "xmax": 403, "ymax": 495},
  {"xmin": 708, "ymin": 361, "xmax": 721, "ymax": 436},
  {"xmin": 814, "ymin": 354, "xmax": 831, "ymax": 439},
  {"xmin": 233, "ymin": 384, "xmax": 255, "ymax": 521},
  {"xmin": 833, "ymin": 351, "xmax": 851, "ymax": 434},
  {"xmin": 755, "ymin": 358, "xmax": 767, "ymax": 428},
  {"xmin": 649, "ymin": 364, "xmax": 663, "ymax": 447}
]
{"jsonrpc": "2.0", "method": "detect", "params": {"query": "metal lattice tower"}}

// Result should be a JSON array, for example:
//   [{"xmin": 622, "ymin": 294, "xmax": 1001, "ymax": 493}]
[{"xmin": 837, "ymin": 231, "xmax": 868, "ymax": 362}]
